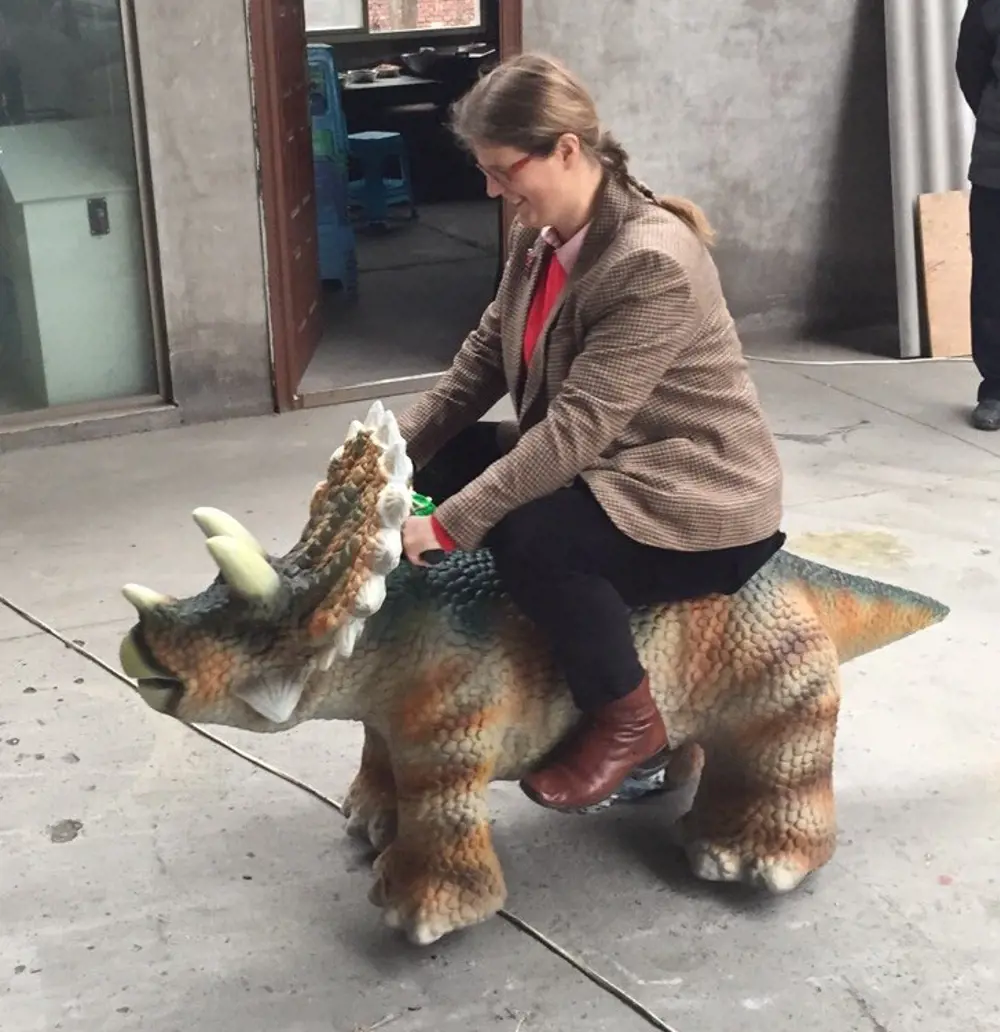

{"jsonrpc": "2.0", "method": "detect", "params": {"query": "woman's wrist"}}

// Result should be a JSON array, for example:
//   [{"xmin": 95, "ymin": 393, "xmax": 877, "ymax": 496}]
[{"xmin": 430, "ymin": 515, "xmax": 457, "ymax": 552}]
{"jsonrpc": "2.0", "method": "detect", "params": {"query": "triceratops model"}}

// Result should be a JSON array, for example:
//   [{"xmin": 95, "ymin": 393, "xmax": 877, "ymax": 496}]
[{"xmin": 118, "ymin": 402, "xmax": 949, "ymax": 946}]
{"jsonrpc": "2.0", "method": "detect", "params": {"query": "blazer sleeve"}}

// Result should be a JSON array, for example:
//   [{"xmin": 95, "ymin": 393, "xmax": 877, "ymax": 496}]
[
  {"xmin": 957, "ymin": 0, "xmax": 995, "ymax": 113},
  {"xmin": 433, "ymin": 246, "xmax": 702, "ymax": 550},
  {"xmin": 395, "ymin": 222, "xmax": 522, "ymax": 471}
]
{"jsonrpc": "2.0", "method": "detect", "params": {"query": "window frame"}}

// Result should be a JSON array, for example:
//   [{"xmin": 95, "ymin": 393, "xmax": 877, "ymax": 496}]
[{"xmin": 305, "ymin": 0, "xmax": 483, "ymax": 43}]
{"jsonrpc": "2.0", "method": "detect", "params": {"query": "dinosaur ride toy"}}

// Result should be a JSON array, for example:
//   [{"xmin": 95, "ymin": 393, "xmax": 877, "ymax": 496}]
[{"xmin": 117, "ymin": 402, "xmax": 949, "ymax": 945}]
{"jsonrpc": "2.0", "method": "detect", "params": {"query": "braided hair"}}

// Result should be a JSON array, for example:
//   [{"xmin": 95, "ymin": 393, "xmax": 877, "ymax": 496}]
[
  {"xmin": 595, "ymin": 131, "xmax": 715, "ymax": 246},
  {"xmin": 450, "ymin": 53, "xmax": 715, "ymax": 247}
]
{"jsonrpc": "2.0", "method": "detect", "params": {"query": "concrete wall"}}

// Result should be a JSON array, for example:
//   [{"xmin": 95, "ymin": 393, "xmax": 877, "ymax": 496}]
[
  {"xmin": 523, "ymin": 0, "xmax": 898, "ymax": 337},
  {"xmin": 134, "ymin": 0, "xmax": 274, "ymax": 421}
]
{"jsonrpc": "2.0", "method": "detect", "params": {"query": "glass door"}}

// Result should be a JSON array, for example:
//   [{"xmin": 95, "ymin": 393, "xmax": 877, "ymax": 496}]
[{"xmin": 0, "ymin": 0, "xmax": 160, "ymax": 418}]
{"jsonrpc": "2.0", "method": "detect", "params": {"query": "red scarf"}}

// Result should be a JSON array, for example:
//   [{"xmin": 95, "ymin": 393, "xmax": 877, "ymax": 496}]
[{"xmin": 522, "ymin": 248, "xmax": 568, "ymax": 367}]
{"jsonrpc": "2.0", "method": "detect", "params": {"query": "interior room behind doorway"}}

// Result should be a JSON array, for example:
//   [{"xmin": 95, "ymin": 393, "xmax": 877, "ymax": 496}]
[{"xmin": 300, "ymin": 0, "xmax": 502, "ymax": 399}]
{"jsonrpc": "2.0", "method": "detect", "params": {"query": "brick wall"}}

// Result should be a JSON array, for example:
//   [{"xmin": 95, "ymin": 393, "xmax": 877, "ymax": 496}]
[{"xmin": 367, "ymin": 0, "xmax": 479, "ymax": 32}]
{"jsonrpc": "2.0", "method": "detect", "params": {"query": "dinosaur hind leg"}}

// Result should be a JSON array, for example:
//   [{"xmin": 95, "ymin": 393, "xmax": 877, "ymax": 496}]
[
  {"xmin": 343, "ymin": 724, "xmax": 397, "ymax": 853},
  {"xmin": 681, "ymin": 662, "xmax": 841, "ymax": 894}
]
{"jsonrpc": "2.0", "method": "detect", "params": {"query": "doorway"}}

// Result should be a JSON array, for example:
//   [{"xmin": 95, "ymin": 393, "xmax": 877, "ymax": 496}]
[{"xmin": 249, "ymin": 0, "xmax": 522, "ymax": 411}]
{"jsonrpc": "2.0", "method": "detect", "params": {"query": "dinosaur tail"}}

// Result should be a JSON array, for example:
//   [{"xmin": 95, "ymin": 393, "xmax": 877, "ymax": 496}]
[{"xmin": 779, "ymin": 552, "xmax": 950, "ymax": 663}]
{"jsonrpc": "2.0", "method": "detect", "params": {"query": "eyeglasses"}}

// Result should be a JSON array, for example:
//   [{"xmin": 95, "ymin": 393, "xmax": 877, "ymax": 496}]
[{"xmin": 475, "ymin": 153, "xmax": 536, "ymax": 188}]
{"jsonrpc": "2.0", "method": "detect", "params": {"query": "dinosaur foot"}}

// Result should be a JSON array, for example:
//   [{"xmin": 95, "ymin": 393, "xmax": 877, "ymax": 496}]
[
  {"xmin": 685, "ymin": 840, "xmax": 813, "ymax": 894},
  {"xmin": 345, "ymin": 806, "xmax": 397, "ymax": 854},
  {"xmin": 342, "ymin": 786, "xmax": 397, "ymax": 854},
  {"xmin": 367, "ymin": 841, "xmax": 507, "ymax": 946}
]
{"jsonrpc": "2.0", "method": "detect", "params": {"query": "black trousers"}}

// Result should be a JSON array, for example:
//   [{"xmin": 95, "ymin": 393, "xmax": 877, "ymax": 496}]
[
  {"xmin": 413, "ymin": 423, "xmax": 786, "ymax": 712},
  {"xmin": 971, "ymin": 184, "xmax": 1000, "ymax": 402}
]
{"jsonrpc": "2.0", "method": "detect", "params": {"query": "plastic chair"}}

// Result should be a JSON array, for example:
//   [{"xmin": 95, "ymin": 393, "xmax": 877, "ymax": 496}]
[
  {"xmin": 306, "ymin": 43, "xmax": 417, "ymax": 227},
  {"xmin": 306, "ymin": 44, "xmax": 358, "ymax": 294},
  {"xmin": 314, "ymin": 161, "xmax": 359, "ymax": 296},
  {"xmin": 307, "ymin": 44, "xmax": 350, "ymax": 161}
]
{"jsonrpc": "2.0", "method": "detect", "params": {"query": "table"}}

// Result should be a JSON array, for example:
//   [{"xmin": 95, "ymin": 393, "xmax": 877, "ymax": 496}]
[{"xmin": 341, "ymin": 73, "xmax": 438, "ymax": 91}]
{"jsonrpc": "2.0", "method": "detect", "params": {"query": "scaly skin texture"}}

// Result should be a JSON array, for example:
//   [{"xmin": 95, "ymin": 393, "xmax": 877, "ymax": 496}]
[{"xmin": 117, "ymin": 403, "xmax": 950, "ymax": 946}]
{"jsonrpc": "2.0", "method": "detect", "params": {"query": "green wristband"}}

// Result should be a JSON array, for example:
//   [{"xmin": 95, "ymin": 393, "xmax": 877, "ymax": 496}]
[{"xmin": 411, "ymin": 492, "xmax": 436, "ymax": 517}]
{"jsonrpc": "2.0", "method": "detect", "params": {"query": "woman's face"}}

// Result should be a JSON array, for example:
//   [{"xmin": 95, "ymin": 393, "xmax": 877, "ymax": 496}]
[{"xmin": 472, "ymin": 135, "xmax": 582, "ymax": 229}]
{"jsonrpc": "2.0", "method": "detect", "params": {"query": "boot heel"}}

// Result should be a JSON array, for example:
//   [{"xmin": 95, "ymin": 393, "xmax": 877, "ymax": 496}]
[{"xmin": 629, "ymin": 747, "xmax": 670, "ymax": 777}]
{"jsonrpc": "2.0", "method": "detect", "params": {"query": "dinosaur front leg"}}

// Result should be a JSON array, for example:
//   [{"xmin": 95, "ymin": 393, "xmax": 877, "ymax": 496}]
[
  {"xmin": 368, "ymin": 758, "xmax": 506, "ymax": 946},
  {"xmin": 343, "ymin": 725, "xmax": 397, "ymax": 853},
  {"xmin": 681, "ymin": 666, "xmax": 841, "ymax": 894}
]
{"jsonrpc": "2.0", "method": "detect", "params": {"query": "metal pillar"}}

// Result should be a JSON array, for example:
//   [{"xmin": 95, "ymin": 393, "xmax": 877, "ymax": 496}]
[{"xmin": 884, "ymin": 0, "xmax": 976, "ymax": 357}]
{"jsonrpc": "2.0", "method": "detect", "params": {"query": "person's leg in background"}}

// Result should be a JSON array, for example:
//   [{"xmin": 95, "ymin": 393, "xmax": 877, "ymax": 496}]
[
  {"xmin": 970, "ymin": 184, "xmax": 1000, "ymax": 430},
  {"xmin": 487, "ymin": 483, "xmax": 784, "ymax": 811}
]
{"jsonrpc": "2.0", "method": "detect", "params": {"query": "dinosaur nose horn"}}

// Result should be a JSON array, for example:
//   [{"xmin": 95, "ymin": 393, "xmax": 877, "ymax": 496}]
[{"xmin": 122, "ymin": 583, "xmax": 171, "ymax": 613}]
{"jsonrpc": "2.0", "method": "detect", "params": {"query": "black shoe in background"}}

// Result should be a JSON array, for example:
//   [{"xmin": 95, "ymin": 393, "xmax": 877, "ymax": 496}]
[{"xmin": 971, "ymin": 398, "xmax": 1000, "ymax": 431}]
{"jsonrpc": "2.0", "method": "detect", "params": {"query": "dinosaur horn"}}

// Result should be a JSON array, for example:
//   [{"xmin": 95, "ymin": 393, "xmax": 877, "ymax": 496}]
[
  {"xmin": 206, "ymin": 535, "xmax": 282, "ymax": 604},
  {"xmin": 192, "ymin": 507, "xmax": 267, "ymax": 558},
  {"xmin": 122, "ymin": 583, "xmax": 170, "ymax": 613}
]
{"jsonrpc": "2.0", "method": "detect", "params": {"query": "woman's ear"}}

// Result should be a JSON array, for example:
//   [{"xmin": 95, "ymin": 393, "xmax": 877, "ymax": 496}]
[{"xmin": 555, "ymin": 132, "xmax": 582, "ymax": 166}]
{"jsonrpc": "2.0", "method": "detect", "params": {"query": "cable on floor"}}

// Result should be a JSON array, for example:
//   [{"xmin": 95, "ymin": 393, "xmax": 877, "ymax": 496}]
[
  {"xmin": 745, "ymin": 353, "xmax": 972, "ymax": 366},
  {"xmin": 1, "ymin": 591, "xmax": 685, "ymax": 1032}
]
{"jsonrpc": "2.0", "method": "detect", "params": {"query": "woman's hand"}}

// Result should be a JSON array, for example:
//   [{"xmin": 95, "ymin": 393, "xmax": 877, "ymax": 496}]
[{"xmin": 402, "ymin": 515, "xmax": 443, "ymax": 567}]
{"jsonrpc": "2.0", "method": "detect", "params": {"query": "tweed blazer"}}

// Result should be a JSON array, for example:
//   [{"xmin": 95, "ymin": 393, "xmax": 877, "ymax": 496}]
[{"xmin": 396, "ymin": 174, "xmax": 784, "ymax": 553}]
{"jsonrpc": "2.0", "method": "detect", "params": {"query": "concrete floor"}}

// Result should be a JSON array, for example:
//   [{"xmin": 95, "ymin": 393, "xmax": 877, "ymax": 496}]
[
  {"xmin": 2, "ymin": 342, "xmax": 998, "ymax": 1031},
  {"xmin": 303, "ymin": 200, "xmax": 500, "ymax": 394}
]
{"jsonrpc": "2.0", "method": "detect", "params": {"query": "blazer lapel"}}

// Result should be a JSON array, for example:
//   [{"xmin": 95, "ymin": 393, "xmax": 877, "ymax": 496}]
[
  {"xmin": 518, "ymin": 272, "xmax": 569, "ymax": 418},
  {"xmin": 515, "ymin": 176, "xmax": 636, "ymax": 418},
  {"xmin": 504, "ymin": 233, "xmax": 551, "ymax": 410},
  {"xmin": 565, "ymin": 173, "xmax": 633, "ymax": 283},
  {"xmin": 503, "ymin": 174, "xmax": 640, "ymax": 419}
]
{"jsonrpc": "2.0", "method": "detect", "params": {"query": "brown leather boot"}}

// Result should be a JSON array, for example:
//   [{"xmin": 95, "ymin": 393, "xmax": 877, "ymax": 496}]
[{"xmin": 520, "ymin": 675, "xmax": 668, "ymax": 811}]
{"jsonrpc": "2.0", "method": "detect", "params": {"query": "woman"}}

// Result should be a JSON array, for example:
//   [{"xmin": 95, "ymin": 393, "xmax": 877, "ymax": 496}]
[{"xmin": 396, "ymin": 53, "xmax": 786, "ymax": 813}]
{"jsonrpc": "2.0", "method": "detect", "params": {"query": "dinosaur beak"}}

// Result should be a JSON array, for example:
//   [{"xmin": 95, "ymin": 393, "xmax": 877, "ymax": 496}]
[
  {"xmin": 119, "ymin": 628, "xmax": 184, "ymax": 715},
  {"xmin": 119, "ymin": 627, "xmax": 165, "ymax": 679}
]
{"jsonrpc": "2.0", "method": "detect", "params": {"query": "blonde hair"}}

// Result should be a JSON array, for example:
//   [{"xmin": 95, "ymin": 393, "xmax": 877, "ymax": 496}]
[{"xmin": 451, "ymin": 53, "xmax": 715, "ymax": 246}]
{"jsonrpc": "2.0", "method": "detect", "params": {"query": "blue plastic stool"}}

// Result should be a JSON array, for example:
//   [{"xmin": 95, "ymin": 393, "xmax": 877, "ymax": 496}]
[{"xmin": 348, "ymin": 130, "xmax": 418, "ymax": 227}]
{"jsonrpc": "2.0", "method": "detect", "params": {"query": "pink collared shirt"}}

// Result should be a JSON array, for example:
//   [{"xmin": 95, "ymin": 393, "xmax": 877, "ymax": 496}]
[{"xmin": 539, "ymin": 222, "xmax": 590, "ymax": 274}]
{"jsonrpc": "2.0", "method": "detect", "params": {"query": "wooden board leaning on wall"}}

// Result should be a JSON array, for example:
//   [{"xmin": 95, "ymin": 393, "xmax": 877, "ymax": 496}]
[{"xmin": 917, "ymin": 190, "xmax": 972, "ymax": 358}]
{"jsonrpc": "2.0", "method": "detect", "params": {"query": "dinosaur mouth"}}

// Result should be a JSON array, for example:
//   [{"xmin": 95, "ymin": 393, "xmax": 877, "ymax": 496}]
[{"xmin": 119, "ymin": 627, "xmax": 185, "ymax": 715}]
